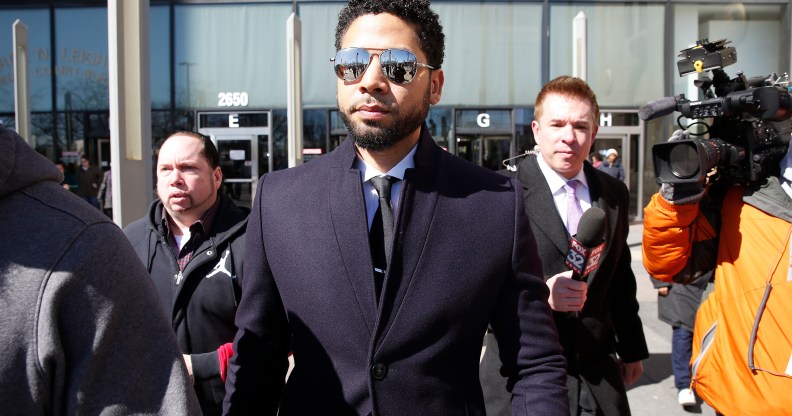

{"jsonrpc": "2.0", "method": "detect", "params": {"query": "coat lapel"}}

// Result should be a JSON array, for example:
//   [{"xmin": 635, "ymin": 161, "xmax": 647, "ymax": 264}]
[
  {"xmin": 328, "ymin": 140, "xmax": 378, "ymax": 333},
  {"xmin": 582, "ymin": 163, "xmax": 618, "ymax": 287},
  {"xmin": 517, "ymin": 157, "xmax": 569, "ymax": 255},
  {"xmin": 327, "ymin": 129, "xmax": 445, "ymax": 345},
  {"xmin": 373, "ymin": 128, "xmax": 441, "ymax": 349}
]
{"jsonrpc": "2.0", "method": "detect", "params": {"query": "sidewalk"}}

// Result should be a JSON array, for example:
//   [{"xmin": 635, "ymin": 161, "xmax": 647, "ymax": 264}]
[{"xmin": 626, "ymin": 220, "xmax": 715, "ymax": 416}]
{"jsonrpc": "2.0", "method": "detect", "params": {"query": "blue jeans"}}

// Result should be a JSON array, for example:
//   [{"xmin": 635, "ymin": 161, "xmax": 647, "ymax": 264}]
[
  {"xmin": 672, "ymin": 326, "xmax": 694, "ymax": 390},
  {"xmin": 81, "ymin": 195, "xmax": 100, "ymax": 210}
]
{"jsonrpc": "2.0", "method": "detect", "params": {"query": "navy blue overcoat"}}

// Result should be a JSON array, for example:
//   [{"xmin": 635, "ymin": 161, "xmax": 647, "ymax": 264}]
[{"xmin": 224, "ymin": 125, "xmax": 569, "ymax": 415}]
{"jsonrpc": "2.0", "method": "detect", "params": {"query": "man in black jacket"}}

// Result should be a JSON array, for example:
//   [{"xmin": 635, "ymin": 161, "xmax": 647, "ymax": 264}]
[
  {"xmin": 124, "ymin": 132, "xmax": 248, "ymax": 416},
  {"xmin": 482, "ymin": 76, "xmax": 647, "ymax": 416},
  {"xmin": 76, "ymin": 155, "xmax": 103, "ymax": 208}
]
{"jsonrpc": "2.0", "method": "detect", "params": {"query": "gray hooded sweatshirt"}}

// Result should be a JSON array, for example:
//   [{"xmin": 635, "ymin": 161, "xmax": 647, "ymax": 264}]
[{"xmin": 0, "ymin": 127, "xmax": 201, "ymax": 415}]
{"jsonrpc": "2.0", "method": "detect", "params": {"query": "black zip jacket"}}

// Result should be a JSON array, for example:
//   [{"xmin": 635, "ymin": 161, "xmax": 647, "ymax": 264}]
[{"xmin": 124, "ymin": 193, "xmax": 248, "ymax": 416}]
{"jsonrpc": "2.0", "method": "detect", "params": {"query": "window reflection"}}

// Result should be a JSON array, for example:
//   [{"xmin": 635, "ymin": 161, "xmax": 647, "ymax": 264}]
[
  {"xmin": 0, "ymin": 9, "xmax": 51, "ymax": 113},
  {"xmin": 55, "ymin": 7, "xmax": 108, "ymax": 111}
]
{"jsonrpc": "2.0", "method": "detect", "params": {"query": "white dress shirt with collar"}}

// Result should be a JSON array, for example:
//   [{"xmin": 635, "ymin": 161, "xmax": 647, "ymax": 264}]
[{"xmin": 536, "ymin": 154, "xmax": 592, "ymax": 232}]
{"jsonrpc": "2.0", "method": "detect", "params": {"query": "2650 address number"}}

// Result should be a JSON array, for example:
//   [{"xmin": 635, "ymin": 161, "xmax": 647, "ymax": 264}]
[{"xmin": 218, "ymin": 92, "xmax": 249, "ymax": 107}]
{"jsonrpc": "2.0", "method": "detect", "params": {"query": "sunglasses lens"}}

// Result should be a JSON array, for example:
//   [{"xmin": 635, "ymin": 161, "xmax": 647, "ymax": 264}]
[
  {"xmin": 334, "ymin": 48, "xmax": 371, "ymax": 81},
  {"xmin": 333, "ymin": 48, "xmax": 423, "ymax": 84},
  {"xmin": 380, "ymin": 49, "xmax": 418, "ymax": 84}
]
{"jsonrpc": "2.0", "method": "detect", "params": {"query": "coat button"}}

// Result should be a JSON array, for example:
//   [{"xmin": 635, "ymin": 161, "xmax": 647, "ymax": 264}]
[{"xmin": 371, "ymin": 363, "xmax": 388, "ymax": 380}]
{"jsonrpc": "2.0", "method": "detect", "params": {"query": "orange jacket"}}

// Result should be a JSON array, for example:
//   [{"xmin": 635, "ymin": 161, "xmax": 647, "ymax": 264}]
[{"xmin": 643, "ymin": 179, "xmax": 792, "ymax": 416}]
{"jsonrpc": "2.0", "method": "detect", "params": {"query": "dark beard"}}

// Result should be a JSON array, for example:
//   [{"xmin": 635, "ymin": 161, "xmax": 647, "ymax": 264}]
[{"xmin": 339, "ymin": 90, "xmax": 430, "ymax": 152}]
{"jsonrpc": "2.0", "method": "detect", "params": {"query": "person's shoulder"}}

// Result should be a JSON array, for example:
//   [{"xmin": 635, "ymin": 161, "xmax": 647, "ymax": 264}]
[
  {"xmin": 213, "ymin": 195, "xmax": 250, "ymax": 238},
  {"xmin": 591, "ymin": 165, "xmax": 626, "ymax": 187},
  {"xmin": 496, "ymin": 153, "xmax": 537, "ymax": 177},
  {"xmin": 442, "ymin": 152, "xmax": 507, "ymax": 183},
  {"xmin": 4, "ymin": 180, "xmax": 136, "ymax": 268},
  {"xmin": 123, "ymin": 200, "xmax": 160, "ymax": 236},
  {"xmin": 260, "ymin": 143, "xmax": 353, "ymax": 194},
  {"xmin": 122, "ymin": 216, "xmax": 151, "ymax": 240},
  {"xmin": 440, "ymin": 151, "xmax": 515, "ymax": 190},
  {"xmin": 271, "ymin": 148, "xmax": 335, "ymax": 177},
  {"xmin": 27, "ymin": 180, "xmax": 109, "ymax": 225}
]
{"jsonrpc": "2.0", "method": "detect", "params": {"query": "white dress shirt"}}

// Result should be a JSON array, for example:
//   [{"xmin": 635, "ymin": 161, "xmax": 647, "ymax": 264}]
[{"xmin": 536, "ymin": 154, "xmax": 592, "ymax": 232}]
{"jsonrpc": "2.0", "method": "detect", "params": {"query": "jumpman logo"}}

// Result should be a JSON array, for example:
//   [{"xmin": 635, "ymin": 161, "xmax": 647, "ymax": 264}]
[{"xmin": 206, "ymin": 249, "xmax": 232, "ymax": 278}]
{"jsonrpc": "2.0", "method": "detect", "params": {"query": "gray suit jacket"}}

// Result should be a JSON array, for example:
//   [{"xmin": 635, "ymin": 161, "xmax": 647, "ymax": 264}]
[{"xmin": 224, "ymin": 125, "xmax": 568, "ymax": 415}]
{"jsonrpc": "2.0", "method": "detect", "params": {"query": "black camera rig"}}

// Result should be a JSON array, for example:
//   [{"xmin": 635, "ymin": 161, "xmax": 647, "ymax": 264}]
[{"xmin": 639, "ymin": 38, "xmax": 792, "ymax": 185}]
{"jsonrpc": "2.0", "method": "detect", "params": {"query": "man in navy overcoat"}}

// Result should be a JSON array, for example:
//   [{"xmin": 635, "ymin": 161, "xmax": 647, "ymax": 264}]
[{"xmin": 223, "ymin": 1, "xmax": 568, "ymax": 414}]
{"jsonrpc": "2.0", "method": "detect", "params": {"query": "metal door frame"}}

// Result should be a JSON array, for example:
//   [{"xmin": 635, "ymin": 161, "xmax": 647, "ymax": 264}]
[
  {"xmin": 597, "ymin": 120, "xmax": 644, "ymax": 219},
  {"xmin": 197, "ymin": 111, "xmax": 272, "ymax": 202}
]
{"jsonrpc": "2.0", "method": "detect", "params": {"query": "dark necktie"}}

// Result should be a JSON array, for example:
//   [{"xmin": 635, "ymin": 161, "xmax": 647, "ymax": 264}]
[
  {"xmin": 369, "ymin": 176, "xmax": 397, "ymax": 300},
  {"xmin": 565, "ymin": 179, "xmax": 583, "ymax": 235}
]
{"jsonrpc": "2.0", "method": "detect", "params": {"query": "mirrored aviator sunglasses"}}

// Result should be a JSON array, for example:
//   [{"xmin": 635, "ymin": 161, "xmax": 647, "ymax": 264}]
[{"xmin": 331, "ymin": 48, "xmax": 435, "ymax": 85}]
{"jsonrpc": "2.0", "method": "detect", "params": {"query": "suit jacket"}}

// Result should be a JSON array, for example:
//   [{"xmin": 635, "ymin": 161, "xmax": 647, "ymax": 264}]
[
  {"xmin": 510, "ymin": 155, "xmax": 648, "ymax": 414},
  {"xmin": 224, "ymin": 126, "xmax": 568, "ymax": 415}
]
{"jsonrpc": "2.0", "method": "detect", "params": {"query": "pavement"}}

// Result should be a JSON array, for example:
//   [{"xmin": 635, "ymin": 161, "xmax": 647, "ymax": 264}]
[{"xmin": 625, "ymin": 220, "xmax": 716, "ymax": 416}]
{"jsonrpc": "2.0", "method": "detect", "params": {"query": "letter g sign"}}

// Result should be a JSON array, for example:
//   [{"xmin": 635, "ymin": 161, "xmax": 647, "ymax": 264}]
[{"xmin": 476, "ymin": 113, "xmax": 490, "ymax": 128}]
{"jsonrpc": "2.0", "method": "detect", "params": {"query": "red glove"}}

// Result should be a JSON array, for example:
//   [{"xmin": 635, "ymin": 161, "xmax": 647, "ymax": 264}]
[{"xmin": 217, "ymin": 342, "xmax": 234, "ymax": 382}]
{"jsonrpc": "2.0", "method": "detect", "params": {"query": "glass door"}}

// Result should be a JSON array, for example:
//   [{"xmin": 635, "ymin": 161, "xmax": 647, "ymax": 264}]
[
  {"xmin": 456, "ymin": 135, "xmax": 513, "ymax": 171},
  {"xmin": 215, "ymin": 134, "xmax": 257, "ymax": 208},
  {"xmin": 456, "ymin": 135, "xmax": 481, "ymax": 166},
  {"xmin": 97, "ymin": 138, "xmax": 111, "ymax": 170},
  {"xmin": 591, "ymin": 134, "xmax": 628, "ymax": 184},
  {"xmin": 593, "ymin": 133, "xmax": 642, "ymax": 218},
  {"xmin": 482, "ymin": 136, "xmax": 513, "ymax": 171},
  {"xmin": 197, "ymin": 111, "xmax": 272, "ymax": 204}
]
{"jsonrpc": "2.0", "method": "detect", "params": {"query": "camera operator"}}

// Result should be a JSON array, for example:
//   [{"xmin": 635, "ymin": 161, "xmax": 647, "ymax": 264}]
[{"xmin": 642, "ymin": 130, "xmax": 792, "ymax": 415}]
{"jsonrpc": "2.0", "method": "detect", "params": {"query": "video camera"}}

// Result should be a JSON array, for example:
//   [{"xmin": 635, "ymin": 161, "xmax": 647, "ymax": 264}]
[{"xmin": 639, "ymin": 38, "xmax": 792, "ymax": 185}]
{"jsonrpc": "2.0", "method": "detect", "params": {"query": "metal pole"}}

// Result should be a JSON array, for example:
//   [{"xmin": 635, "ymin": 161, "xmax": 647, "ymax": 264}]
[
  {"xmin": 108, "ymin": 0, "xmax": 153, "ymax": 227},
  {"xmin": 572, "ymin": 11, "xmax": 587, "ymax": 81},
  {"xmin": 286, "ymin": 2, "xmax": 304, "ymax": 168},
  {"xmin": 13, "ymin": 19, "xmax": 32, "ymax": 145}
]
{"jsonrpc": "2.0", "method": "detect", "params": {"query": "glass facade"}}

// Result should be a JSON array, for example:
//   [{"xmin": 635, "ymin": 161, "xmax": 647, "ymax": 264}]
[
  {"xmin": 0, "ymin": 8, "xmax": 49, "ymax": 113},
  {"xmin": 150, "ymin": 5, "xmax": 170, "ymax": 109},
  {"xmin": 173, "ymin": 3, "xmax": 292, "ymax": 109},
  {"xmin": 550, "ymin": 3, "xmax": 666, "ymax": 106},
  {"xmin": 0, "ymin": 0, "xmax": 789, "ymax": 217},
  {"xmin": 55, "ymin": 7, "xmax": 108, "ymax": 111},
  {"xmin": 435, "ymin": 2, "xmax": 544, "ymax": 106}
]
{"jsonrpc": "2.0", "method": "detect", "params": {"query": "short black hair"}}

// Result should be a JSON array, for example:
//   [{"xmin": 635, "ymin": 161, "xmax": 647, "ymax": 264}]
[
  {"xmin": 334, "ymin": 0, "xmax": 445, "ymax": 69},
  {"xmin": 159, "ymin": 131, "xmax": 221, "ymax": 170}
]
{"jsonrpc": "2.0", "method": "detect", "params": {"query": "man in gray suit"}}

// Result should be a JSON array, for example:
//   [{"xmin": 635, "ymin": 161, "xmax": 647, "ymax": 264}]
[
  {"xmin": 223, "ymin": 0, "xmax": 568, "ymax": 415},
  {"xmin": 482, "ymin": 76, "xmax": 648, "ymax": 416}
]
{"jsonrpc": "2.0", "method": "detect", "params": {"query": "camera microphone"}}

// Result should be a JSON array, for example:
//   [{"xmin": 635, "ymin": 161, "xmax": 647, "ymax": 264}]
[
  {"xmin": 565, "ymin": 207, "xmax": 607, "ymax": 281},
  {"xmin": 638, "ymin": 96, "xmax": 681, "ymax": 121}
]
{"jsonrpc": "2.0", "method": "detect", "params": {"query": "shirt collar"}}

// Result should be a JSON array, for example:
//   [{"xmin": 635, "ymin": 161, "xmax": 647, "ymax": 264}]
[
  {"xmin": 161, "ymin": 195, "xmax": 221, "ymax": 237},
  {"xmin": 355, "ymin": 144, "xmax": 418, "ymax": 181},
  {"xmin": 536, "ymin": 152, "xmax": 589, "ymax": 194}
]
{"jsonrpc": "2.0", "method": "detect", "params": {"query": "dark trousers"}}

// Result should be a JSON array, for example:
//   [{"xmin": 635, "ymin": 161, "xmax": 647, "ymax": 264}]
[
  {"xmin": 479, "ymin": 331, "xmax": 511, "ymax": 416},
  {"xmin": 671, "ymin": 326, "xmax": 693, "ymax": 390},
  {"xmin": 81, "ymin": 195, "xmax": 100, "ymax": 209},
  {"xmin": 480, "ymin": 331, "xmax": 630, "ymax": 416}
]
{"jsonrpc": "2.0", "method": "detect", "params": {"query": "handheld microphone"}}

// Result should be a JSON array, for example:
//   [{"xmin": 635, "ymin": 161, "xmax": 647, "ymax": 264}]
[
  {"xmin": 638, "ymin": 96, "xmax": 681, "ymax": 121},
  {"xmin": 565, "ymin": 207, "xmax": 607, "ymax": 281}
]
